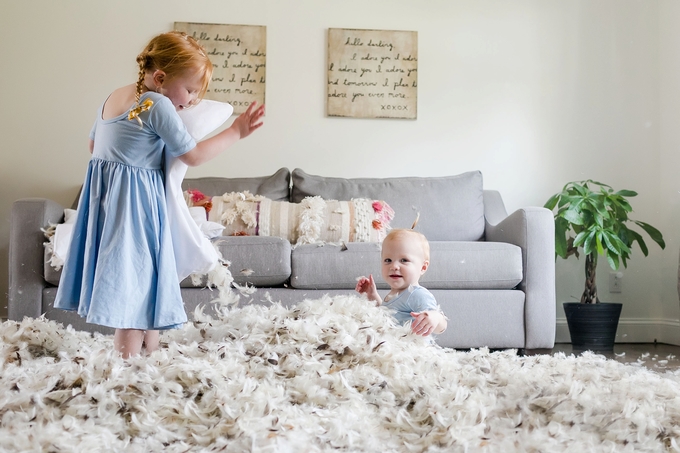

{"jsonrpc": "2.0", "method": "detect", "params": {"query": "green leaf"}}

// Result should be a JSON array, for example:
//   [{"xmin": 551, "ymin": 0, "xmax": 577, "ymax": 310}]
[
  {"xmin": 557, "ymin": 195, "xmax": 573, "ymax": 209},
  {"xmin": 587, "ymin": 180, "xmax": 612, "ymax": 190},
  {"xmin": 544, "ymin": 194, "xmax": 559, "ymax": 211},
  {"xmin": 615, "ymin": 189, "xmax": 637, "ymax": 197},
  {"xmin": 628, "ymin": 230, "xmax": 649, "ymax": 256},
  {"xmin": 615, "ymin": 198, "xmax": 633, "ymax": 213},
  {"xmin": 601, "ymin": 232, "xmax": 620, "ymax": 255},
  {"xmin": 583, "ymin": 230, "xmax": 596, "ymax": 255},
  {"xmin": 612, "ymin": 234, "xmax": 631, "ymax": 255},
  {"xmin": 572, "ymin": 229, "xmax": 589, "ymax": 247},
  {"xmin": 555, "ymin": 230, "xmax": 568, "ymax": 259},
  {"xmin": 606, "ymin": 251, "xmax": 620, "ymax": 270},
  {"xmin": 561, "ymin": 208, "xmax": 584, "ymax": 226},
  {"xmin": 596, "ymin": 233, "xmax": 605, "ymax": 256},
  {"xmin": 571, "ymin": 184, "xmax": 589, "ymax": 197},
  {"xmin": 634, "ymin": 221, "xmax": 666, "ymax": 249},
  {"xmin": 593, "ymin": 211, "xmax": 605, "ymax": 228}
]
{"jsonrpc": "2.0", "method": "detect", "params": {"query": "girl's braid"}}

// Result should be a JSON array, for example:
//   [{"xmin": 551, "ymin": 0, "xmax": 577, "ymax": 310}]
[
  {"xmin": 134, "ymin": 53, "xmax": 148, "ymax": 106},
  {"xmin": 128, "ymin": 52, "xmax": 154, "ymax": 127}
]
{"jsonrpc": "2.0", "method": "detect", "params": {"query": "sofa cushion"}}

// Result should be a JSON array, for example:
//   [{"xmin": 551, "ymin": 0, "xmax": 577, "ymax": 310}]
[
  {"xmin": 290, "ymin": 241, "xmax": 522, "ymax": 290},
  {"xmin": 423, "ymin": 241, "xmax": 522, "ymax": 289},
  {"xmin": 182, "ymin": 236, "xmax": 291, "ymax": 287},
  {"xmin": 291, "ymin": 169, "xmax": 485, "ymax": 241},
  {"xmin": 183, "ymin": 167, "xmax": 291, "ymax": 201},
  {"xmin": 46, "ymin": 236, "xmax": 292, "ymax": 288},
  {"xmin": 290, "ymin": 242, "xmax": 381, "ymax": 290}
]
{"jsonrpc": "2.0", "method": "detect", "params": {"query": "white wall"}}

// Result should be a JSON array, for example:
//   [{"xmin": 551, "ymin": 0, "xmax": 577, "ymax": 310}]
[
  {"xmin": 1, "ymin": 1, "xmax": 678, "ymax": 343},
  {"xmin": 657, "ymin": 0, "xmax": 680, "ymax": 344}
]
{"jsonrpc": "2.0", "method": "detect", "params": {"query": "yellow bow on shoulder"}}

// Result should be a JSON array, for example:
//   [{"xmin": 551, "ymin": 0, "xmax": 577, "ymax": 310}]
[{"xmin": 128, "ymin": 98, "xmax": 154, "ymax": 127}]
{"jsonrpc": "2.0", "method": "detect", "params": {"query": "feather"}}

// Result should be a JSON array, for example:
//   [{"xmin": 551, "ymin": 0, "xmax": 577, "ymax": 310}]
[{"xmin": 2, "ymin": 295, "xmax": 679, "ymax": 451}]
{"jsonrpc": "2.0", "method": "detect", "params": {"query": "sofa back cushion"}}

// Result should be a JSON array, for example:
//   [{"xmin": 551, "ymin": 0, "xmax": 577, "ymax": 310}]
[
  {"xmin": 291, "ymin": 169, "xmax": 485, "ymax": 241},
  {"xmin": 182, "ymin": 167, "xmax": 291, "ymax": 201},
  {"xmin": 290, "ymin": 241, "xmax": 522, "ymax": 290}
]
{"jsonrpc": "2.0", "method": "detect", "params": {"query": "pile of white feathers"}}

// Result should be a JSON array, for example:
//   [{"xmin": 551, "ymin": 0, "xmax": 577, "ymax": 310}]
[{"xmin": 2, "ymin": 294, "xmax": 680, "ymax": 452}]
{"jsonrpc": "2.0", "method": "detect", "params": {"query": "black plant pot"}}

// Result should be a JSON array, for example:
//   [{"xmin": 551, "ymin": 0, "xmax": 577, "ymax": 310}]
[{"xmin": 563, "ymin": 302, "xmax": 622, "ymax": 352}]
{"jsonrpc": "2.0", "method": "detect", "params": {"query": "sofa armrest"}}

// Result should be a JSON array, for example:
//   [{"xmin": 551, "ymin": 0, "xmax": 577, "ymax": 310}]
[
  {"xmin": 9, "ymin": 198, "xmax": 65, "ymax": 321},
  {"xmin": 483, "ymin": 190, "xmax": 509, "ymax": 226},
  {"xmin": 485, "ymin": 198, "xmax": 556, "ymax": 349}
]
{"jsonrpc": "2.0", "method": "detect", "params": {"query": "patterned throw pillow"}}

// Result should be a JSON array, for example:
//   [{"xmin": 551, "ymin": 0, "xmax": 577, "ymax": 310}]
[{"xmin": 187, "ymin": 191, "xmax": 394, "ymax": 245}]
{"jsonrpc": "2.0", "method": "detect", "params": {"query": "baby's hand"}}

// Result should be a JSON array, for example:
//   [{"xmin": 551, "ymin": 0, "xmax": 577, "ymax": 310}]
[
  {"xmin": 410, "ymin": 311, "xmax": 446, "ymax": 336},
  {"xmin": 356, "ymin": 274, "xmax": 381, "ymax": 304},
  {"xmin": 355, "ymin": 275, "xmax": 372, "ymax": 293}
]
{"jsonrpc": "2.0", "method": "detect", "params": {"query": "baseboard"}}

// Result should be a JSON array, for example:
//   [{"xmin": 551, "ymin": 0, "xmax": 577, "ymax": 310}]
[{"xmin": 556, "ymin": 317, "xmax": 680, "ymax": 345}]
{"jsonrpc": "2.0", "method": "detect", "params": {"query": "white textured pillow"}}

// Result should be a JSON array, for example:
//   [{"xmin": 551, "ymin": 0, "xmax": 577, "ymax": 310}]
[
  {"xmin": 202, "ymin": 191, "xmax": 395, "ymax": 245},
  {"xmin": 177, "ymin": 100, "xmax": 234, "ymax": 140}
]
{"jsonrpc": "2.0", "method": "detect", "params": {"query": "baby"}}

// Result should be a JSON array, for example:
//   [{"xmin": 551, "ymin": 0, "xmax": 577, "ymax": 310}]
[{"xmin": 356, "ymin": 229, "xmax": 447, "ymax": 337}]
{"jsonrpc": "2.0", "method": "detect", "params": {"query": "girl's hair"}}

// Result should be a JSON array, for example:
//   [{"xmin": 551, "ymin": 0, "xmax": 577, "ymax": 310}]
[
  {"xmin": 129, "ymin": 31, "xmax": 213, "ymax": 123},
  {"xmin": 383, "ymin": 229, "xmax": 431, "ymax": 261}
]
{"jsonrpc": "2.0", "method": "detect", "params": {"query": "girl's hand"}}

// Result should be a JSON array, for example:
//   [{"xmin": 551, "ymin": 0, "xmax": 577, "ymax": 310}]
[
  {"xmin": 356, "ymin": 274, "xmax": 381, "ymax": 304},
  {"xmin": 183, "ymin": 101, "xmax": 265, "ymax": 167},
  {"xmin": 231, "ymin": 101, "xmax": 265, "ymax": 139},
  {"xmin": 410, "ymin": 311, "xmax": 447, "ymax": 336}
]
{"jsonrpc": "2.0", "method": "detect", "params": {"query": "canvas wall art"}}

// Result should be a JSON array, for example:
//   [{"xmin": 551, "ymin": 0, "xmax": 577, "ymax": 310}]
[
  {"xmin": 327, "ymin": 28, "xmax": 418, "ymax": 119},
  {"xmin": 175, "ymin": 22, "xmax": 266, "ymax": 115}
]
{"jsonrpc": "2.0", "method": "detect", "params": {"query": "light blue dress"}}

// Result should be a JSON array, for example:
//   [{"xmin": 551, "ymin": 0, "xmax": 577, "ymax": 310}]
[{"xmin": 54, "ymin": 92, "xmax": 196, "ymax": 330}]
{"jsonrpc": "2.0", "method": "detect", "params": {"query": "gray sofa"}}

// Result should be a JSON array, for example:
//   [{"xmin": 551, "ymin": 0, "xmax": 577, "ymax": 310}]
[{"xmin": 9, "ymin": 168, "xmax": 556, "ymax": 350}]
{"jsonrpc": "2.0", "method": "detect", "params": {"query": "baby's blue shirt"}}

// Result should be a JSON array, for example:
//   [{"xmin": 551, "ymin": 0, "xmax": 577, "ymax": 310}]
[{"xmin": 383, "ymin": 285, "xmax": 438, "ymax": 326}]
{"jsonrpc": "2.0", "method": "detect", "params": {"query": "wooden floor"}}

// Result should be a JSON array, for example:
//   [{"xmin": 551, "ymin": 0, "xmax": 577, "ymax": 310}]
[{"xmin": 527, "ymin": 343, "xmax": 680, "ymax": 372}]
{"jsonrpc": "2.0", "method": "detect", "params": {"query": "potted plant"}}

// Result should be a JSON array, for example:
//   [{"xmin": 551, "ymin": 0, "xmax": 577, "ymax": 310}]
[{"xmin": 544, "ymin": 180, "xmax": 665, "ymax": 352}]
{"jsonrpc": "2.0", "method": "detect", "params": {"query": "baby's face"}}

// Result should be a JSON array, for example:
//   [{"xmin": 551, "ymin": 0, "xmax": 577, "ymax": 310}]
[{"xmin": 380, "ymin": 237, "xmax": 429, "ymax": 293}]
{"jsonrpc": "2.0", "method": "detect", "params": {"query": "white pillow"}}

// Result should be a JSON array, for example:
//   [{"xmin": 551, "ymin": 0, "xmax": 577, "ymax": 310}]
[
  {"xmin": 63, "ymin": 208, "xmax": 77, "ymax": 224},
  {"xmin": 188, "ymin": 207, "xmax": 225, "ymax": 238},
  {"xmin": 50, "ymin": 209, "xmax": 78, "ymax": 268},
  {"xmin": 177, "ymin": 100, "xmax": 234, "ymax": 140},
  {"xmin": 168, "ymin": 99, "xmax": 233, "ymax": 279}
]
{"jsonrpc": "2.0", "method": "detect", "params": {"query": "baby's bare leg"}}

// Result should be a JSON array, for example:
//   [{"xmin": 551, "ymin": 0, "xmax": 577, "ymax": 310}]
[
  {"xmin": 143, "ymin": 330, "xmax": 160, "ymax": 354},
  {"xmin": 114, "ymin": 329, "xmax": 145, "ymax": 358}
]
